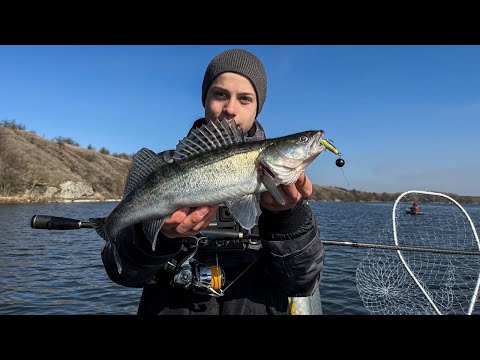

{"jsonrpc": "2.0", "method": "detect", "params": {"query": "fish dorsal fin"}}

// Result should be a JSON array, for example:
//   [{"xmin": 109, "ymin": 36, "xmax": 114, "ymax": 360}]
[
  {"xmin": 172, "ymin": 118, "xmax": 245, "ymax": 160},
  {"xmin": 123, "ymin": 148, "xmax": 167, "ymax": 197},
  {"xmin": 225, "ymin": 194, "xmax": 261, "ymax": 230}
]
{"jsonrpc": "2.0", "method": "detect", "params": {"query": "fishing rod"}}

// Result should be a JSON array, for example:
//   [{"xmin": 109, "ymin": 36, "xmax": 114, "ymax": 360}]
[
  {"xmin": 30, "ymin": 214, "xmax": 252, "ymax": 240},
  {"xmin": 30, "ymin": 214, "xmax": 480, "ymax": 256}
]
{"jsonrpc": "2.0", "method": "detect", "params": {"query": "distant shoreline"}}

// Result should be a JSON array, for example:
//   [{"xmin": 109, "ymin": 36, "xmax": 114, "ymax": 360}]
[
  {"xmin": 0, "ymin": 196, "xmax": 120, "ymax": 204},
  {"xmin": 2, "ymin": 194, "xmax": 480, "ymax": 205}
]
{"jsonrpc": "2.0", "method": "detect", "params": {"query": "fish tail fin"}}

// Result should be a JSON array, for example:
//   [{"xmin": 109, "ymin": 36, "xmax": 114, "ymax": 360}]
[
  {"xmin": 91, "ymin": 217, "xmax": 123, "ymax": 274},
  {"xmin": 89, "ymin": 217, "xmax": 109, "ymax": 242}
]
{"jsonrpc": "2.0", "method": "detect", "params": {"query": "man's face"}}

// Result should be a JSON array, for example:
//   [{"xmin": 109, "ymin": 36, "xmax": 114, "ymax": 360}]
[{"xmin": 204, "ymin": 72, "xmax": 257, "ymax": 133}]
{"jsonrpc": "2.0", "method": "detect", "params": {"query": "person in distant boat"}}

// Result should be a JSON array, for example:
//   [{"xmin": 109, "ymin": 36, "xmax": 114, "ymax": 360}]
[
  {"xmin": 101, "ymin": 48, "xmax": 324, "ymax": 315},
  {"xmin": 411, "ymin": 202, "xmax": 420, "ymax": 213}
]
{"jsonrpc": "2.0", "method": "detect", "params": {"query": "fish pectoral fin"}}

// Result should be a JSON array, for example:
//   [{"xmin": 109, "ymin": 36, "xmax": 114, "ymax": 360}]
[
  {"xmin": 260, "ymin": 171, "xmax": 286, "ymax": 206},
  {"xmin": 226, "ymin": 194, "xmax": 261, "ymax": 230}
]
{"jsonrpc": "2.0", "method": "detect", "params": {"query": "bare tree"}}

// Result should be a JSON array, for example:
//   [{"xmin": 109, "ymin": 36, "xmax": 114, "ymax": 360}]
[{"xmin": 0, "ymin": 119, "xmax": 26, "ymax": 130}]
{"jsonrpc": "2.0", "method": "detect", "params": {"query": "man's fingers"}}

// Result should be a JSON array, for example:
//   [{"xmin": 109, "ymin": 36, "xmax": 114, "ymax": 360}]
[
  {"xmin": 174, "ymin": 206, "xmax": 209, "ymax": 233},
  {"xmin": 281, "ymin": 183, "xmax": 299, "ymax": 201},
  {"xmin": 192, "ymin": 205, "xmax": 219, "ymax": 232},
  {"xmin": 297, "ymin": 173, "xmax": 307, "ymax": 188},
  {"xmin": 296, "ymin": 174, "xmax": 312, "ymax": 198},
  {"xmin": 165, "ymin": 207, "xmax": 190, "ymax": 225},
  {"xmin": 175, "ymin": 205, "xmax": 218, "ymax": 234}
]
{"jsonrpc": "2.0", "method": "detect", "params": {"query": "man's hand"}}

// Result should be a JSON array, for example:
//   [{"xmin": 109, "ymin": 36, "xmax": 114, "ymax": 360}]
[
  {"xmin": 260, "ymin": 173, "xmax": 312, "ymax": 212},
  {"xmin": 160, "ymin": 205, "xmax": 219, "ymax": 238}
]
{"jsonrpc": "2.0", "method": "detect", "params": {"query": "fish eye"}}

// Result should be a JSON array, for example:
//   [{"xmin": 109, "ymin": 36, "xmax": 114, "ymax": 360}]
[{"xmin": 299, "ymin": 136, "xmax": 309, "ymax": 143}]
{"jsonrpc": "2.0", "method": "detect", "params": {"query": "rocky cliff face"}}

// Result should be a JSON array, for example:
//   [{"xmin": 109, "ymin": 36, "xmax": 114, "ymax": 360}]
[{"xmin": 29, "ymin": 181, "xmax": 95, "ymax": 201}]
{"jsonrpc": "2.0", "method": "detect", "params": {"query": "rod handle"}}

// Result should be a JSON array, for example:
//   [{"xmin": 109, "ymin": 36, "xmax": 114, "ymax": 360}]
[{"xmin": 31, "ymin": 215, "xmax": 84, "ymax": 230}]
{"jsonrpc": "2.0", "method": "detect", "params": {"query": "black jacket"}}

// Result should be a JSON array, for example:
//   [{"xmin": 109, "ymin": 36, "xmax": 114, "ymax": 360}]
[{"xmin": 101, "ymin": 119, "xmax": 324, "ymax": 314}]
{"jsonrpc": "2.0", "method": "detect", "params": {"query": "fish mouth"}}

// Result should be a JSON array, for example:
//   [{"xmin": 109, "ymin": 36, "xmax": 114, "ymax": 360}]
[{"xmin": 305, "ymin": 131, "xmax": 326, "ymax": 158}]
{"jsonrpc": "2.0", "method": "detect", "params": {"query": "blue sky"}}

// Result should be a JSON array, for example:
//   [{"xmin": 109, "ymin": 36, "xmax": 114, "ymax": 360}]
[{"xmin": 1, "ymin": 45, "xmax": 479, "ymax": 196}]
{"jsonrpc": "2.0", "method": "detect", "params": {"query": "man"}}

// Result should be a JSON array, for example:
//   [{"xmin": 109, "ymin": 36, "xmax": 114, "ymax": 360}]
[
  {"xmin": 101, "ymin": 48, "xmax": 324, "ymax": 314},
  {"xmin": 411, "ymin": 202, "xmax": 420, "ymax": 213}
]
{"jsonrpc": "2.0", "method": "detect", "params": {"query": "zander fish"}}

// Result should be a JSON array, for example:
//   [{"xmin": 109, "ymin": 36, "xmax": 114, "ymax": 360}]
[{"xmin": 91, "ymin": 119, "xmax": 334, "ymax": 254}]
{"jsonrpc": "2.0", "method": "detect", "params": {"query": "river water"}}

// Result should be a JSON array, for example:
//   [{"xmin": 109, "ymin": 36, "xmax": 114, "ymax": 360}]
[{"xmin": 1, "ymin": 201, "xmax": 479, "ymax": 315}]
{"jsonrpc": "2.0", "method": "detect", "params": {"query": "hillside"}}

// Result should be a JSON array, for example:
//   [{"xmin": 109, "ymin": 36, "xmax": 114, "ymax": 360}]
[
  {"xmin": 0, "ymin": 126, "xmax": 132, "ymax": 202},
  {"xmin": 1, "ymin": 125, "xmax": 479, "ymax": 204}
]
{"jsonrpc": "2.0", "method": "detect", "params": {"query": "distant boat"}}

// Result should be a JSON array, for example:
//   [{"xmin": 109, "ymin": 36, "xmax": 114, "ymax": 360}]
[{"xmin": 406, "ymin": 209, "xmax": 424, "ymax": 215}]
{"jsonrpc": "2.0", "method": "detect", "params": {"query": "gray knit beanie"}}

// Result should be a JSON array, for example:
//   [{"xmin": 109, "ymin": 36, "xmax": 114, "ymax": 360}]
[{"xmin": 202, "ymin": 48, "xmax": 267, "ymax": 116}]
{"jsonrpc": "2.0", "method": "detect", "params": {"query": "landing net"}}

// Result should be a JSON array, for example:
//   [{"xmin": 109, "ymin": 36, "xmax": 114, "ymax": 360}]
[{"xmin": 356, "ymin": 190, "xmax": 480, "ymax": 315}]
